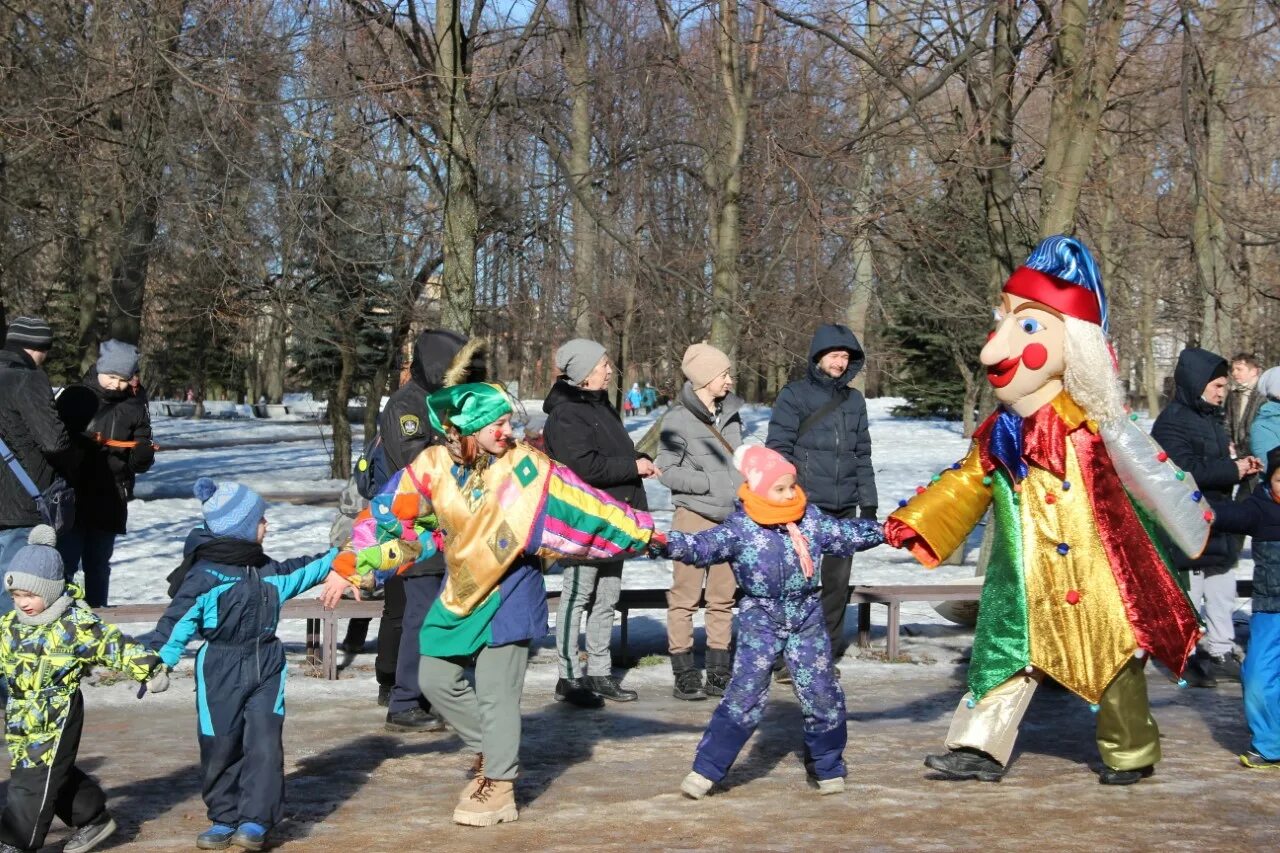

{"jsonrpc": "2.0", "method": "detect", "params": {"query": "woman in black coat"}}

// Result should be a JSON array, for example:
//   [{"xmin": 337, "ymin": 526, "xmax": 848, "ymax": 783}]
[
  {"xmin": 55, "ymin": 340, "xmax": 154, "ymax": 606},
  {"xmin": 543, "ymin": 339, "xmax": 656, "ymax": 707}
]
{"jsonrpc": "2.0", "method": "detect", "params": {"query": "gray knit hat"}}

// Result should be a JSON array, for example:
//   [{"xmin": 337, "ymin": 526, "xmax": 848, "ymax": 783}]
[
  {"xmin": 4, "ymin": 316, "xmax": 53, "ymax": 351},
  {"xmin": 4, "ymin": 526, "xmax": 66, "ymax": 607},
  {"xmin": 195, "ymin": 478, "xmax": 266, "ymax": 542},
  {"xmin": 555, "ymin": 339, "xmax": 608, "ymax": 385},
  {"xmin": 96, "ymin": 339, "xmax": 140, "ymax": 379}
]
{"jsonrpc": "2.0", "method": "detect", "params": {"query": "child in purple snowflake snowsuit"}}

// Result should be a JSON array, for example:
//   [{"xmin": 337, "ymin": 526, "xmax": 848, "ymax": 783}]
[{"xmin": 666, "ymin": 445, "xmax": 883, "ymax": 796}]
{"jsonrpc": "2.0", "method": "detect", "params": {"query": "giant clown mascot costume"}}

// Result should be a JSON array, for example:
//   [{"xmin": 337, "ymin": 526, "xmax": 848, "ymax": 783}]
[{"xmin": 885, "ymin": 236, "xmax": 1210, "ymax": 785}]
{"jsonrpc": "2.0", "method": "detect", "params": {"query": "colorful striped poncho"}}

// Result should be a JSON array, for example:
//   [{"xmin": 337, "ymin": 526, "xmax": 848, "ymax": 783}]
[
  {"xmin": 340, "ymin": 443, "xmax": 655, "ymax": 657},
  {"xmin": 886, "ymin": 393, "xmax": 1204, "ymax": 704}
]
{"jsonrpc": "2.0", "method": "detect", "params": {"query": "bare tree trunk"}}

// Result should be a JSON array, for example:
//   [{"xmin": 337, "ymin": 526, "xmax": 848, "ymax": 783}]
[
  {"xmin": 435, "ymin": 0, "xmax": 478, "ymax": 334},
  {"xmin": 1181, "ymin": 0, "xmax": 1247, "ymax": 353},
  {"xmin": 1038, "ymin": 0, "xmax": 1125, "ymax": 237},
  {"xmin": 329, "ymin": 321, "xmax": 358, "ymax": 480},
  {"xmin": 844, "ymin": 1, "xmax": 879, "ymax": 394},
  {"xmin": 565, "ymin": 0, "xmax": 597, "ymax": 339},
  {"xmin": 980, "ymin": 0, "xmax": 1023, "ymax": 292},
  {"xmin": 706, "ymin": 0, "xmax": 765, "ymax": 357}
]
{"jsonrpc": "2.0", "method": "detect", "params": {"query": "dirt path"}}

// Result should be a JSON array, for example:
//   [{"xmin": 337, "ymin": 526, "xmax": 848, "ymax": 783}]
[{"xmin": 7, "ymin": 661, "xmax": 1274, "ymax": 852}]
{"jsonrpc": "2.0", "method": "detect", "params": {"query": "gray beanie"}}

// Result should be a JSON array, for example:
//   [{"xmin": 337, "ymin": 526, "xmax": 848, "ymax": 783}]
[
  {"xmin": 96, "ymin": 339, "xmax": 140, "ymax": 379},
  {"xmin": 4, "ymin": 526, "xmax": 66, "ymax": 607},
  {"xmin": 555, "ymin": 339, "xmax": 607, "ymax": 385}
]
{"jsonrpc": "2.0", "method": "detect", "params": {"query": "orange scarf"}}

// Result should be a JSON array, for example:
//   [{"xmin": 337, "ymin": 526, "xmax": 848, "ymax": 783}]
[{"xmin": 737, "ymin": 484, "xmax": 815, "ymax": 578}]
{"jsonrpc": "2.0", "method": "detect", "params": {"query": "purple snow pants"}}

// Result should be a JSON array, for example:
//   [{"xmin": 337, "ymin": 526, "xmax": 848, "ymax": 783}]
[{"xmin": 692, "ymin": 594, "xmax": 847, "ymax": 783}]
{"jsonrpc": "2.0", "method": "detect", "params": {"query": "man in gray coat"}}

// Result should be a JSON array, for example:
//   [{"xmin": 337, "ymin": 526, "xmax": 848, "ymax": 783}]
[{"xmin": 656, "ymin": 343, "xmax": 744, "ymax": 700}]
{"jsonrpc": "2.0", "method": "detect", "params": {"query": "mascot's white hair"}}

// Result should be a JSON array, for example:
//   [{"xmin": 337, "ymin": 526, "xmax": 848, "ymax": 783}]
[{"xmin": 1062, "ymin": 316, "xmax": 1126, "ymax": 425}]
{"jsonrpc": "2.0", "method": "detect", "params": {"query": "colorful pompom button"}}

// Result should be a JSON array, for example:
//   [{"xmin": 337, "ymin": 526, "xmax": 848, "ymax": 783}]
[
  {"xmin": 915, "ymin": 485, "xmax": 927, "ymax": 495},
  {"xmin": 951, "ymin": 462, "xmax": 962, "ymax": 470},
  {"xmin": 1203, "ymin": 510, "xmax": 1214, "ymax": 522},
  {"xmin": 1065, "ymin": 589, "xmax": 1080, "ymax": 605},
  {"xmin": 1191, "ymin": 490, "xmax": 1202, "ymax": 502},
  {"xmin": 1177, "ymin": 678, "xmax": 1188, "ymax": 688},
  {"xmin": 1156, "ymin": 451, "xmax": 1168, "ymax": 462},
  {"xmin": 931, "ymin": 474, "xmax": 942, "ymax": 483},
  {"xmin": 898, "ymin": 499, "xmax": 908, "ymax": 508},
  {"xmin": 1129, "ymin": 412, "xmax": 1139, "ymax": 421},
  {"xmin": 1045, "ymin": 494, "xmax": 1057, "ymax": 505},
  {"xmin": 1012, "ymin": 482, "xmax": 1022, "ymax": 493},
  {"xmin": 1056, "ymin": 543, "xmax": 1070, "ymax": 556},
  {"xmin": 1089, "ymin": 703, "xmax": 1100, "ymax": 714},
  {"xmin": 966, "ymin": 698, "xmax": 977, "ymax": 709},
  {"xmin": 1061, "ymin": 480, "xmax": 1071, "ymax": 491},
  {"xmin": 1175, "ymin": 471, "xmax": 1187, "ymax": 481},
  {"xmin": 981, "ymin": 476, "xmax": 993, "ymax": 486}
]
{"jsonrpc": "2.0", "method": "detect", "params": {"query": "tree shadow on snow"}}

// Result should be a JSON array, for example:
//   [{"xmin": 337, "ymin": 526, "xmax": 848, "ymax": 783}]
[
  {"xmin": 272, "ymin": 733, "xmax": 454, "ymax": 844},
  {"xmin": 514, "ymin": 705, "xmax": 706, "ymax": 807}
]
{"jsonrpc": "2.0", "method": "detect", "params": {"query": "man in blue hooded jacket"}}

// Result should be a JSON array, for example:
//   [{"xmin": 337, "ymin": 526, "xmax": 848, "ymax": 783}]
[{"xmin": 767, "ymin": 324, "xmax": 877, "ymax": 659}]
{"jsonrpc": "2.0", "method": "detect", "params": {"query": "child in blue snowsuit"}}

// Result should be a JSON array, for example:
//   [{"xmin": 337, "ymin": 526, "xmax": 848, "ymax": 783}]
[
  {"xmin": 148, "ymin": 480, "xmax": 343, "ymax": 851},
  {"xmin": 1210, "ymin": 446, "xmax": 1280, "ymax": 769},
  {"xmin": 665, "ymin": 445, "xmax": 883, "ymax": 797}
]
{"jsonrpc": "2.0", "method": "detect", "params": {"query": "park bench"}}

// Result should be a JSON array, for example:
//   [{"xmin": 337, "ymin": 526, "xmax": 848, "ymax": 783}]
[{"xmin": 95, "ymin": 579, "xmax": 1257, "ymax": 680}]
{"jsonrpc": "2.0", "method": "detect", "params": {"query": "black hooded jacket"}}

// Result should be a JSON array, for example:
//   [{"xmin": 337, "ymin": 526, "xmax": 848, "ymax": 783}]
[
  {"xmin": 765, "ymin": 324, "xmax": 877, "ymax": 516},
  {"xmin": 542, "ymin": 380, "xmax": 648, "ymax": 510},
  {"xmin": 1151, "ymin": 347, "xmax": 1240, "ymax": 570},
  {"xmin": 0, "ymin": 346, "xmax": 77, "ymax": 529},
  {"xmin": 56, "ymin": 370, "xmax": 154, "ymax": 533},
  {"xmin": 373, "ymin": 329, "xmax": 485, "ymax": 576}
]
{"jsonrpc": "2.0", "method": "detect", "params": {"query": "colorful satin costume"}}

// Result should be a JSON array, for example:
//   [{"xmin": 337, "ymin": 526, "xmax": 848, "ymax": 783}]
[
  {"xmin": 336, "ymin": 442, "xmax": 657, "ymax": 657},
  {"xmin": 887, "ymin": 392, "xmax": 1204, "ymax": 770}
]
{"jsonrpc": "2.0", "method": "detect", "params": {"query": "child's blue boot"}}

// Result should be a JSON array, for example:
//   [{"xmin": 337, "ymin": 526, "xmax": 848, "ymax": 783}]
[
  {"xmin": 230, "ymin": 822, "xmax": 268, "ymax": 851},
  {"xmin": 196, "ymin": 824, "xmax": 236, "ymax": 850}
]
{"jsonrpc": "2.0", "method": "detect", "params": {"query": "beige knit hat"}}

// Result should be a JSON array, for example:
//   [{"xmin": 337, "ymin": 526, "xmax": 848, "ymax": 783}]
[{"xmin": 681, "ymin": 343, "xmax": 732, "ymax": 389}]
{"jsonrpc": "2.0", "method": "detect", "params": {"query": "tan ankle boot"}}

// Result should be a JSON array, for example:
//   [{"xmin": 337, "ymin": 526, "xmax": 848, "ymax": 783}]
[
  {"xmin": 453, "ymin": 777, "xmax": 518, "ymax": 827},
  {"xmin": 458, "ymin": 754, "xmax": 485, "ymax": 802}
]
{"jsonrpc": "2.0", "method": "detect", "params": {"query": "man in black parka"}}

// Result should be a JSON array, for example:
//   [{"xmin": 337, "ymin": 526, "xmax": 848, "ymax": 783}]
[
  {"xmin": 766, "ymin": 324, "xmax": 877, "ymax": 659},
  {"xmin": 0, "ymin": 316, "xmax": 77, "ymax": 615},
  {"xmin": 361, "ymin": 329, "xmax": 485, "ymax": 731},
  {"xmin": 1152, "ymin": 347, "xmax": 1261, "ymax": 685}
]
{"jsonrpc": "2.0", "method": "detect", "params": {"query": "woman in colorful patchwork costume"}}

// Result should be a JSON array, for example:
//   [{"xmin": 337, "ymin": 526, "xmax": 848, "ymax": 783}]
[
  {"xmin": 329, "ymin": 382, "xmax": 660, "ymax": 827},
  {"xmin": 884, "ymin": 236, "xmax": 1209, "ymax": 786}
]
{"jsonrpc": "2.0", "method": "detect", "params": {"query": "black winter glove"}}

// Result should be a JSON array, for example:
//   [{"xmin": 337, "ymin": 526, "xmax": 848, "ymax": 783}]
[{"xmin": 859, "ymin": 505, "xmax": 878, "ymax": 521}]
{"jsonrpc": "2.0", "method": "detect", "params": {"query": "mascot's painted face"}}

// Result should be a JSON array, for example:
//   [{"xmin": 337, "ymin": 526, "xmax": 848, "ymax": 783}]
[{"xmin": 980, "ymin": 293, "xmax": 1066, "ymax": 405}]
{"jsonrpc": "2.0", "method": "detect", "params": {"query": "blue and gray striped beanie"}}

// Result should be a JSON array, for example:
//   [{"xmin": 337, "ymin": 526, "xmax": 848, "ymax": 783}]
[{"xmin": 194, "ymin": 478, "xmax": 266, "ymax": 542}]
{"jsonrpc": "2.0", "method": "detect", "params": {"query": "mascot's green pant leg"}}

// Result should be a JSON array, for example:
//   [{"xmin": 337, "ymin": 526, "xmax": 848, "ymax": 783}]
[
  {"xmin": 1095, "ymin": 657, "xmax": 1161, "ymax": 771},
  {"xmin": 943, "ymin": 657, "xmax": 1159, "ymax": 770}
]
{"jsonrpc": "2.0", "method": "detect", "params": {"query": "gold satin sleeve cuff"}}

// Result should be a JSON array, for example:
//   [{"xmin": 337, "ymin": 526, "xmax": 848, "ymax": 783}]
[{"xmin": 887, "ymin": 444, "xmax": 992, "ymax": 569}]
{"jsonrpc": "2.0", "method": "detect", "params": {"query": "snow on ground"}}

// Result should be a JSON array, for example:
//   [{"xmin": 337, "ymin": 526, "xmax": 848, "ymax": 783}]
[{"xmin": 110, "ymin": 398, "xmax": 1251, "ymax": 685}]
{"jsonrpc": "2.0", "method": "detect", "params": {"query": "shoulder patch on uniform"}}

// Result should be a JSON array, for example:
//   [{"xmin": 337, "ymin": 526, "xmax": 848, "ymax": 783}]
[{"xmin": 400, "ymin": 414, "xmax": 421, "ymax": 436}]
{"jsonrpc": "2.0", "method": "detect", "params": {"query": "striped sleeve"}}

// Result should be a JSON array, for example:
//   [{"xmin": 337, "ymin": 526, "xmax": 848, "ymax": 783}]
[{"xmin": 534, "ymin": 463, "xmax": 655, "ymax": 561}]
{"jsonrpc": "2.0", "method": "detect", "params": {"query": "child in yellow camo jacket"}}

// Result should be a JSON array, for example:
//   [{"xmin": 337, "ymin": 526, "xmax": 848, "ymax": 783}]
[{"xmin": 0, "ymin": 526, "xmax": 167, "ymax": 853}]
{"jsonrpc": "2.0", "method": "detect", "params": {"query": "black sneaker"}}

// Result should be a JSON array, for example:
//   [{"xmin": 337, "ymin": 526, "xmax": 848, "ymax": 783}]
[
  {"xmin": 704, "ymin": 668, "xmax": 730, "ymax": 697},
  {"xmin": 1205, "ymin": 653, "xmax": 1242, "ymax": 682},
  {"xmin": 555, "ymin": 677, "xmax": 605, "ymax": 708},
  {"xmin": 585, "ymin": 675, "xmax": 637, "ymax": 702},
  {"xmin": 377, "ymin": 684, "xmax": 392, "ymax": 707},
  {"xmin": 64, "ymin": 813, "xmax": 117, "ymax": 853},
  {"xmin": 1098, "ymin": 764, "xmax": 1154, "ymax": 785},
  {"xmin": 385, "ymin": 707, "xmax": 448, "ymax": 732},
  {"xmin": 673, "ymin": 668, "xmax": 707, "ymax": 701},
  {"xmin": 923, "ymin": 748, "xmax": 1007, "ymax": 782},
  {"xmin": 1181, "ymin": 654, "xmax": 1218, "ymax": 689}
]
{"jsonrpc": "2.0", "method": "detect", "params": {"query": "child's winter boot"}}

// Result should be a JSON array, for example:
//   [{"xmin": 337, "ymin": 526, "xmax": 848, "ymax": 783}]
[
  {"xmin": 680, "ymin": 771, "xmax": 714, "ymax": 799},
  {"xmin": 814, "ymin": 777, "xmax": 845, "ymax": 795},
  {"xmin": 229, "ymin": 822, "xmax": 268, "ymax": 851},
  {"xmin": 453, "ymin": 777, "xmax": 518, "ymax": 826},
  {"xmin": 704, "ymin": 649, "xmax": 732, "ymax": 697},
  {"xmin": 195, "ymin": 824, "xmax": 236, "ymax": 850},
  {"xmin": 64, "ymin": 812, "xmax": 117, "ymax": 853}
]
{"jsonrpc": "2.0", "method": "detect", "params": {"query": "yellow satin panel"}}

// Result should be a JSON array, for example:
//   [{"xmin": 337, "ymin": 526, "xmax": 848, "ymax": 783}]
[
  {"xmin": 1021, "ymin": 443, "xmax": 1136, "ymax": 704},
  {"xmin": 888, "ymin": 445, "xmax": 991, "ymax": 568},
  {"xmin": 409, "ymin": 444, "xmax": 551, "ymax": 616}
]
